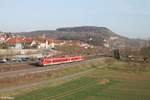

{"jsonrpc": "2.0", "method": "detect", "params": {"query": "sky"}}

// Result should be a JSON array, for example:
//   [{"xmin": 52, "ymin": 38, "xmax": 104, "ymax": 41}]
[{"xmin": 0, "ymin": 0, "xmax": 150, "ymax": 38}]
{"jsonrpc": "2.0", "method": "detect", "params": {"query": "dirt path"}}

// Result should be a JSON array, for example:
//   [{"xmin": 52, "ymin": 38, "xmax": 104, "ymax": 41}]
[{"xmin": 0, "ymin": 68, "xmax": 96, "ymax": 93}]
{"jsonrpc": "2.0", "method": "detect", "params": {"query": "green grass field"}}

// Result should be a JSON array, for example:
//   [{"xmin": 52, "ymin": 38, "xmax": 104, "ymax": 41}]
[{"xmin": 14, "ymin": 63, "xmax": 150, "ymax": 100}]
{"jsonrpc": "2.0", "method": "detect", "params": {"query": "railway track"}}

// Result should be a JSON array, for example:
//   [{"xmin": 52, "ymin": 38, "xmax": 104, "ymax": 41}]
[
  {"xmin": 0, "ymin": 62, "xmax": 36, "ymax": 73},
  {"xmin": 0, "ymin": 57, "xmax": 107, "ymax": 79},
  {"xmin": 0, "ymin": 54, "xmax": 110, "ymax": 72}
]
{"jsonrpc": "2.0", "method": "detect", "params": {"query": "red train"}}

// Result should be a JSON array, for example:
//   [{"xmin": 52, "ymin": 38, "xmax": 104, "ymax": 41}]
[{"xmin": 39, "ymin": 56, "xmax": 85, "ymax": 66}]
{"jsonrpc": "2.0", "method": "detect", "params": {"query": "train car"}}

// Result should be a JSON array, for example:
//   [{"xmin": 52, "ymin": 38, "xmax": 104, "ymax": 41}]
[{"xmin": 39, "ymin": 56, "xmax": 85, "ymax": 66}]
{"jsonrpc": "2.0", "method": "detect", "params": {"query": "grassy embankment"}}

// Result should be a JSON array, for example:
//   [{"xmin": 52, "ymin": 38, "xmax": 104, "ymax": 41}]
[
  {"xmin": 0, "ymin": 58, "xmax": 106, "ymax": 95},
  {"xmin": 13, "ymin": 59, "xmax": 150, "ymax": 100}
]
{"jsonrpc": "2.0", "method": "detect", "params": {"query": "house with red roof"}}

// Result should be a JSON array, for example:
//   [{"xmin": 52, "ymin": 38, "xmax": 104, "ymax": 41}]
[
  {"xmin": 33, "ymin": 37, "xmax": 61, "ymax": 49},
  {"xmin": 6, "ymin": 37, "xmax": 33, "ymax": 49},
  {"xmin": 5, "ymin": 35, "xmax": 62, "ymax": 49},
  {"xmin": 0, "ymin": 34, "xmax": 9, "ymax": 43}
]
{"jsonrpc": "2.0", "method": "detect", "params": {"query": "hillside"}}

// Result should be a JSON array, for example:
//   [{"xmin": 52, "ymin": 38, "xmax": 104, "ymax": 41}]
[
  {"xmin": 13, "ymin": 26, "xmax": 146, "ymax": 48},
  {"xmin": 17, "ymin": 26, "xmax": 116, "ymax": 46}
]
